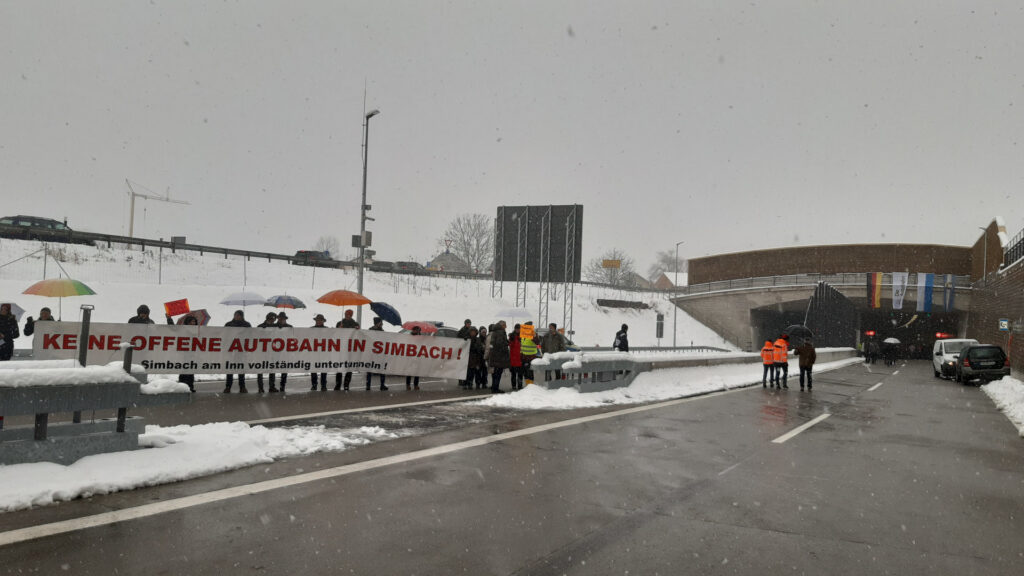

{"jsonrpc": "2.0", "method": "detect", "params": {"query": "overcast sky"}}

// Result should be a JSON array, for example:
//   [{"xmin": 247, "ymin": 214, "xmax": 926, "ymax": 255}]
[{"xmin": 2, "ymin": 1, "xmax": 1022, "ymax": 273}]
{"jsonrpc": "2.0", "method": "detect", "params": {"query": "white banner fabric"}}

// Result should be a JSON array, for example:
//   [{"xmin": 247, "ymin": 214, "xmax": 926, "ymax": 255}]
[
  {"xmin": 892, "ymin": 272, "xmax": 909, "ymax": 310},
  {"xmin": 31, "ymin": 322, "xmax": 470, "ymax": 380}
]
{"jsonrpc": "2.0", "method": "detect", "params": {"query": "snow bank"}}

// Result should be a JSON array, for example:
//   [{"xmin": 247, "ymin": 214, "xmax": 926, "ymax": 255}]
[
  {"xmin": 0, "ymin": 363, "xmax": 136, "ymax": 387},
  {"xmin": 478, "ymin": 357, "xmax": 865, "ymax": 410},
  {"xmin": 140, "ymin": 378, "xmax": 191, "ymax": 394},
  {"xmin": 0, "ymin": 422, "xmax": 399, "ymax": 512},
  {"xmin": 982, "ymin": 376, "xmax": 1024, "ymax": 437}
]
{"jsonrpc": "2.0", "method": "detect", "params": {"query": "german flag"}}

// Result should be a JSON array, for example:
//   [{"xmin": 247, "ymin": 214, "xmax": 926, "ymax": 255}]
[{"xmin": 866, "ymin": 272, "xmax": 883, "ymax": 308}]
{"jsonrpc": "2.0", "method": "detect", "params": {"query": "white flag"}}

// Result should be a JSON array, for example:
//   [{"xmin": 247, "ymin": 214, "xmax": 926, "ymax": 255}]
[{"xmin": 892, "ymin": 272, "xmax": 909, "ymax": 310}]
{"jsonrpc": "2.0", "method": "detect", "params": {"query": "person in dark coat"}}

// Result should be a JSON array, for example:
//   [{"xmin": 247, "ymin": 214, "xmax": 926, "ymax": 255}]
[
  {"xmin": 466, "ymin": 327, "xmax": 484, "ymax": 390},
  {"xmin": 539, "ymin": 323, "xmax": 567, "ymax": 382},
  {"xmin": 310, "ymin": 314, "xmax": 329, "ymax": 390},
  {"xmin": 365, "ymin": 316, "xmax": 388, "ymax": 390},
  {"xmin": 613, "ymin": 324, "xmax": 629, "ymax": 352},
  {"xmin": 273, "ymin": 312, "xmax": 292, "ymax": 392},
  {"xmin": 475, "ymin": 326, "xmax": 489, "ymax": 388},
  {"xmin": 0, "ymin": 303, "xmax": 20, "ymax": 362},
  {"xmin": 795, "ymin": 338, "xmax": 817, "ymax": 391},
  {"xmin": 224, "ymin": 310, "xmax": 251, "ymax": 393},
  {"xmin": 23, "ymin": 307, "xmax": 54, "ymax": 336},
  {"xmin": 457, "ymin": 319, "xmax": 474, "ymax": 389},
  {"xmin": 335, "ymin": 310, "xmax": 359, "ymax": 390},
  {"xmin": 128, "ymin": 304, "xmax": 155, "ymax": 324},
  {"xmin": 489, "ymin": 321, "xmax": 510, "ymax": 393},
  {"xmin": 256, "ymin": 312, "xmax": 278, "ymax": 393},
  {"xmin": 166, "ymin": 313, "xmax": 199, "ymax": 392},
  {"xmin": 508, "ymin": 324, "xmax": 523, "ymax": 390},
  {"xmin": 405, "ymin": 325, "xmax": 423, "ymax": 390}
]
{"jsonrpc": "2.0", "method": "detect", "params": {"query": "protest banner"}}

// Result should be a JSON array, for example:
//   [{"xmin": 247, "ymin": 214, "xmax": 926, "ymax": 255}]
[
  {"xmin": 164, "ymin": 299, "xmax": 190, "ymax": 316},
  {"xmin": 32, "ymin": 322, "xmax": 469, "ymax": 379}
]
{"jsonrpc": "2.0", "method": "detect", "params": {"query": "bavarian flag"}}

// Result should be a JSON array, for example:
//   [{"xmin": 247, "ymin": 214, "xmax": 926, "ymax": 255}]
[
  {"xmin": 866, "ymin": 272, "xmax": 883, "ymax": 308},
  {"xmin": 916, "ymin": 273, "xmax": 934, "ymax": 312}
]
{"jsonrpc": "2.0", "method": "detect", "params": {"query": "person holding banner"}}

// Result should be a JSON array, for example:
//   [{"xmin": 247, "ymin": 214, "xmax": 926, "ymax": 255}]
[
  {"xmin": 310, "ymin": 314, "xmax": 329, "ymax": 391},
  {"xmin": 273, "ymin": 312, "xmax": 292, "ymax": 392},
  {"xmin": 476, "ymin": 326, "xmax": 489, "ymax": 389},
  {"xmin": 365, "ymin": 316, "xmax": 388, "ymax": 391},
  {"xmin": 128, "ymin": 305, "xmax": 155, "ymax": 324},
  {"xmin": 164, "ymin": 313, "xmax": 199, "ymax": 392},
  {"xmin": 466, "ymin": 326, "xmax": 484, "ymax": 390},
  {"xmin": 405, "ymin": 325, "xmax": 423, "ymax": 390},
  {"xmin": 256, "ymin": 312, "xmax": 279, "ymax": 393},
  {"xmin": 23, "ymin": 307, "xmax": 54, "ymax": 336},
  {"xmin": 335, "ymin": 310, "xmax": 359, "ymax": 391},
  {"xmin": 224, "ymin": 310, "xmax": 251, "ymax": 393},
  {"xmin": 489, "ymin": 321, "xmax": 510, "ymax": 393}
]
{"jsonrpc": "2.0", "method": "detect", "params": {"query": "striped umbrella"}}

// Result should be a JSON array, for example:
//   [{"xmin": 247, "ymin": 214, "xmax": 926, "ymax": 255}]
[
  {"xmin": 23, "ymin": 278, "xmax": 96, "ymax": 297},
  {"xmin": 265, "ymin": 295, "xmax": 306, "ymax": 309}
]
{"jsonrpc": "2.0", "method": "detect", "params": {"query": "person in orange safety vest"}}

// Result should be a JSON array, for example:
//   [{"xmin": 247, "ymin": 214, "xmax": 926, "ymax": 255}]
[
  {"xmin": 760, "ymin": 340, "xmax": 775, "ymax": 388},
  {"xmin": 773, "ymin": 334, "xmax": 790, "ymax": 389}
]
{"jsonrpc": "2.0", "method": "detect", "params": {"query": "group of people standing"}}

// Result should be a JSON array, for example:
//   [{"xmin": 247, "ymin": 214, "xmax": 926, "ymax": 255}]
[
  {"xmin": 0, "ymin": 304, "xmax": 54, "ymax": 362},
  {"xmin": 457, "ymin": 318, "xmax": 568, "ymax": 394},
  {"xmin": 760, "ymin": 333, "xmax": 816, "ymax": 391}
]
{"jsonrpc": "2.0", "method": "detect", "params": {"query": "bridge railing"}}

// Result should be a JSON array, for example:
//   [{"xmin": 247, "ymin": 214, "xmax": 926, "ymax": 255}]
[
  {"xmin": 675, "ymin": 273, "xmax": 972, "ymax": 297},
  {"xmin": 1005, "ymin": 226, "xmax": 1024, "ymax": 269}
]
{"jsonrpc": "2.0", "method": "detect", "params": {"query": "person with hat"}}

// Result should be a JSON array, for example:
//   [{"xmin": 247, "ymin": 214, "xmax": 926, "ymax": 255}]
[
  {"xmin": 613, "ymin": 324, "xmax": 629, "ymax": 352},
  {"xmin": 128, "ymin": 305, "xmax": 155, "ymax": 324},
  {"xmin": 224, "ymin": 310, "xmax": 251, "ymax": 393},
  {"xmin": 310, "ymin": 314, "xmax": 329, "ymax": 390},
  {"xmin": 457, "ymin": 318, "xmax": 474, "ymax": 388},
  {"xmin": 335, "ymin": 310, "xmax": 360, "ymax": 390},
  {"xmin": 256, "ymin": 311, "xmax": 278, "ymax": 393},
  {"xmin": 23, "ymin": 307, "xmax": 54, "ymax": 336},
  {"xmin": 365, "ymin": 316, "xmax": 388, "ymax": 391},
  {"xmin": 273, "ymin": 312, "xmax": 292, "ymax": 391}
]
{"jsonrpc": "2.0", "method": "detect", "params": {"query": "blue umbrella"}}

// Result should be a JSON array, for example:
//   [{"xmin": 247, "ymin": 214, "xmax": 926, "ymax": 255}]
[
  {"xmin": 370, "ymin": 301, "xmax": 402, "ymax": 326},
  {"xmin": 265, "ymin": 295, "xmax": 307, "ymax": 309}
]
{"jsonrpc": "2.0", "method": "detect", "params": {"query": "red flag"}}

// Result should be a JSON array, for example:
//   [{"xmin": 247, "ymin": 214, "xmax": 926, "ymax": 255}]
[{"xmin": 164, "ymin": 298, "xmax": 190, "ymax": 316}]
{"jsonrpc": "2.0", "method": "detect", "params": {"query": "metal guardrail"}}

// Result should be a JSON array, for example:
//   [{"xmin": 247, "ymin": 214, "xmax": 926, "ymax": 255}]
[
  {"xmin": 1005, "ymin": 227, "xmax": 1024, "ymax": 269},
  {"xmin": 672, "ymin": 273, "xmax": 973, "ymax": 297}
]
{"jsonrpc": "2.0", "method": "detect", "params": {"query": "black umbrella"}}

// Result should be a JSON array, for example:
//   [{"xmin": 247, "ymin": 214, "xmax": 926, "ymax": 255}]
[{"xmin": 783, "ymin": 324, "xmax": 814, "ymax": 341}]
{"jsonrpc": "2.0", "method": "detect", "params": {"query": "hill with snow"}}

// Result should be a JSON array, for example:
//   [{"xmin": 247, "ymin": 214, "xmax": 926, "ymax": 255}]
[{"xmin": 0, "ymin": 237, "xmax": 733, "ymax": 350}]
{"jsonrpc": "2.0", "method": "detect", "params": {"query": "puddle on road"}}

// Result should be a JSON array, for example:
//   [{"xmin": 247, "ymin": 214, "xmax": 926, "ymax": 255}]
[{"xmin": 265, "ymin": 403, "xmax": 524, "ymax": 437}]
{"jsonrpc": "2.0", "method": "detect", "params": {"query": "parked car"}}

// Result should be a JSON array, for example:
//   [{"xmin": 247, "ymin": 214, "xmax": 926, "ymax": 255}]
[
  {"xmin": 954, "ymin": 344, "xmax": 1011, "ymax": 385},
  {"xmin": 369, "ymin": 260, "xmax": 394, "ymax": 273},
  {"xmin": 0, "ymin": 215, "xmax": 82, "ymax": 244},
  {"xmin": 292, "ymin": 250, "xmax": 338, "ymax": 268},
  {"xmin": 395, "ymin": 261, "xmax": 429, "ymax": 275},
  {"xmin": 932, "ymin": 338, "xmax": 979, "ymax": 378}
]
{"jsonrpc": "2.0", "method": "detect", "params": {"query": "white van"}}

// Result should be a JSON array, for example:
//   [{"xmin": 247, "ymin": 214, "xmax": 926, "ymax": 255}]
[{"xmin": 933, "ymin": 338, "xmax": 979, "ymax": 378}]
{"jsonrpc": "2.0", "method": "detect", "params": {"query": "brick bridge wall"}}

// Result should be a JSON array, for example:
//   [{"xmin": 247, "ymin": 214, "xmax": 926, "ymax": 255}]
[{"xmin": 967, "ymin": 260, "xmax": 1024, "ymax": 375}]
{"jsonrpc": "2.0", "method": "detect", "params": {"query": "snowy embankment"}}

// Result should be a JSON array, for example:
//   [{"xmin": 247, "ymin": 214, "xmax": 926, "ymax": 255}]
[
  {"xmin": 982, "ymin": 376, "xmax": 1024, "ymax": 437},
  {"xmin": 479, "ymin": 356, "xmax": 864, "ymax": 410},
  {"xmin": 0, "ymin": 423, "xmax": 399, "ymax": 513}
]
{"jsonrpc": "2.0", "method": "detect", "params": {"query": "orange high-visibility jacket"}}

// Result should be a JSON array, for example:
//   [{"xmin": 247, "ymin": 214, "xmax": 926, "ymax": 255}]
[
  {"xmin": 760, "ymin": 341, "xmax": 775, "ymax": 365},
  {"xmin": 773, "ymin": 338, "xmax": 789, "ymax": 363}
]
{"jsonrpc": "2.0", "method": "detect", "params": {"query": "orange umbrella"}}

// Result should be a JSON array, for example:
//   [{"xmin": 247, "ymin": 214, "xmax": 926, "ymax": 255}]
[
  {"xmin": 316, "ymin": 290, "xmax": 371, "ymax": 307},
  {"xmin": 23, "ymin": 278, "xmax": 96, "ymax": 297}
]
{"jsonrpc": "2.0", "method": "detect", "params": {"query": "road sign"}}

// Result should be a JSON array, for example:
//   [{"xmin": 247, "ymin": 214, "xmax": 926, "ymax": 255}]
[
  {"xmin": 999, "ymin": 318, "xmax": 1010, "ymax": 332},
  {"xmin": 656, "ymin": 313, "xmax": 664, "ymax": 339},
  {"xmin": 602, "ymin": 259, "xmax": 621, "ymax": 269}
]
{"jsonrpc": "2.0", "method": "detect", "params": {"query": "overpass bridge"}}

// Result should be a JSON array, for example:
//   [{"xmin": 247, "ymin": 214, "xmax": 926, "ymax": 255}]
[{"xmin": 673, "ymin": 273, "xmax": 972, "ymax": 352}]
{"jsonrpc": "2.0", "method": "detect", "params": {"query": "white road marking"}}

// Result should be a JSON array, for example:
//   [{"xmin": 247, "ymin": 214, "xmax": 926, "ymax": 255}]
[
  {"xmin": 868, "ymin": 382, "xmax": 884, "ymax": 392},
  {"xmin": 246, "ymin": 394, "xmax": 488, "ymax": 425},
  {"xmin": 893, "ymin": 370, "xmax": 900, "ymax": 376},
  {"xmin": 718, "ymin": 462, "xmax": 741, "ymax": 476},
  {"xmin": 771, "ymin": 413, "xmax": 832, "ymax": 444},
  {"xmin": 0, "ymin": 387, "xmax": 749, "ymax": 548}
]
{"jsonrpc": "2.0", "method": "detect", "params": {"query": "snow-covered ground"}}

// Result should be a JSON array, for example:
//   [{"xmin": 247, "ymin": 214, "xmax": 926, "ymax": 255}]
[
  {"xmin": 0, "ymin": 237, "xmax": 733, "ymax": 350},
  {"xmin": 982, "ymin": 376, "xmax": 1024, "ymax": 437}
]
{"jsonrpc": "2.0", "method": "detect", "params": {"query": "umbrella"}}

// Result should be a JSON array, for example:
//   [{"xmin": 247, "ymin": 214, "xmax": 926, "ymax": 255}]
[
  {"xmin": 370, "ymin": 302, "xmax": 402, "ymax": 326},
  {"xmin": 265, "ymin": 295, "xmax": 306, "ymax": 309},
  {"xmin": 783, "ymin": 324, "xmax": 814, "ymax": 341},
  {"xmin": 496, "ymin": 307, "xmax": 532, "ymax": 320},
  {"xmin": 22, "ymin": 278, "xmax": 97, "ymax": 320},
  {"xmin": 1, "ymin": 302, "xmax": 26, "ymax": 321},
  {"xmin": 317, "ymin": 290, "xmax": 372, "ymax": 307},
  {"xmin": 402, "ymin": 321, "xmax": 438, "ymax": 334},
  {"xmin": 23, "ymin": 278, "xmax": 96, "ymax": 297},
  {"xmin": 883, "ymin": 337, "xmax": 901, "ymax": 344},
  {"xmin": 220, "ymin": 291, "xmax": 266, "ymax": 306},
  {"xmin": 176, "ymin": 309, "xmax": 212, "ymax": 326}
]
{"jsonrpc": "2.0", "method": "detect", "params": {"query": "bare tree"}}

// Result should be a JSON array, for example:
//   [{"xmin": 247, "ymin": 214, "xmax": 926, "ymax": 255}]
[
  {"xmin": 584, "ymin": 248, "xmax": 638, "ymax": 287},
  {"xmin": 313, "ymin": 235, "xmax": 340, "ymax": 257},
  {"xmin": 436, "ymin": 213, "xmax": 494, "ymax": 272},
  {"xmin": 647, "ymin": 249, "xmax": 688, "ymax": 282}
]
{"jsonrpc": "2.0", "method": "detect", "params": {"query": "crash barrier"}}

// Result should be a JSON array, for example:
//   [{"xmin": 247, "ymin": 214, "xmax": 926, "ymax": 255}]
[
  {"xmin": 595, "ymin": 299, "xmax": 650, "ymax": 309},
  {"xmin": 0, "ymin": 349, "xmax": 191, "ymax": 466},
  {"xmin": 534, "ymin": 348, "xmax": 858, "ymax": 393},
  {"xmin": 674, "ymin": 273, "xmax": 973, "ymax": 298}
]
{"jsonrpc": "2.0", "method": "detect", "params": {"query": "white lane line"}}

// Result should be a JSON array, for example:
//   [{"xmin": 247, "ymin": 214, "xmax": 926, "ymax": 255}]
[
  {"xmin": 771, "ymin": 413, "xmax": 831, "ymax": 444},
  {"xmin": 246, "ymin": 394, "xmax": 488, "ymax": 425},
  {"xmin": 893, "ymin": 370, "xmax": 900, "ymax": 376},
  {"xmin": 0, "ymin": 387, "xmax": 749, "ymax": 548},
  {"xmin": 868, "ymin": 381, "xmax": 884, "ymax": 392},
  {"xmin": 718, "ymin": 462, "xmax": 741, "ymax": 476}
]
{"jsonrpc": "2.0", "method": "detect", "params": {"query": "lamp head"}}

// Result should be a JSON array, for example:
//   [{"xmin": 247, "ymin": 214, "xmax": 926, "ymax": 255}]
[{"xmin": 366, "ymin": 109, "xmax": 380, "ymax": 119}]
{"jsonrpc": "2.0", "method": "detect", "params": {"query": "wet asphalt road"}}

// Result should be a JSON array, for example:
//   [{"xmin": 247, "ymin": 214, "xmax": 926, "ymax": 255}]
[{"xmin": 1, "ymin": 360, "xmax": 1022, "ymax": 575}]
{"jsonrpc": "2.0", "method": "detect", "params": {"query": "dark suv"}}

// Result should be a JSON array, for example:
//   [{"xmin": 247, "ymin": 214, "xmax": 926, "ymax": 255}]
[
  {"xmin": 954, "ymin": 344, "xmax": 1010, "ymax": 385},
  {"xmin": 0, "ymin": 215, "xmax": 77, "ymax": 243},
  {"xmin": 292, "ymin": 250, "xmax": 337, "ymax": 267}
]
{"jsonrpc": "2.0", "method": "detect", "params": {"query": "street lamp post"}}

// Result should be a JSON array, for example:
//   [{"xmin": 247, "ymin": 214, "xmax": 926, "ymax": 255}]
[
  {"xmin": 977, "ymin": 226, "xmax": 988, "ymax": 286},
  {"xmin": 673, "ymin": 240, "xmax": 684, "ymax": 347},
  {"xmin": 356, "ymin": 109, "xmax": 380, "ymax": 326}
]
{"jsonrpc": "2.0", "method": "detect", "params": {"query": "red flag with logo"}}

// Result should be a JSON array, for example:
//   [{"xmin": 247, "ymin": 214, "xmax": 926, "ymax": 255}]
[{"xmin": 164, "ymin": 299, "xmax": 190, "ymax": 317}]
